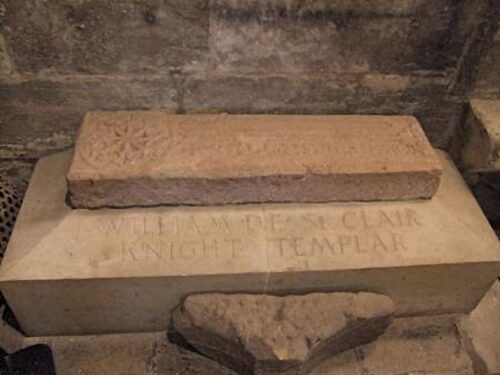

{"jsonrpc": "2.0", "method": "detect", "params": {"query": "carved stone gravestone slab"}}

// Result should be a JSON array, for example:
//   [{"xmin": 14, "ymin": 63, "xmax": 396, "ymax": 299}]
[
  {"xmin": 67, "ymin": 112, "xmax": 441, "ymax": 208},
  {"xmin": 0, "ymin": 150, "xmax": 498, "ymax": 336}
]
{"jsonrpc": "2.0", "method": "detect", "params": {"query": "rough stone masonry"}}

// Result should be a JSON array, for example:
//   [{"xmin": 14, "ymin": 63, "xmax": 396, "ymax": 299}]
[
  {"xmin": 1, "ymin": 0, "xmax": 498, "ymax": 227},
  {"xmin": 66, "ymin": 112, "xmax": 442, "ymax": 208}
]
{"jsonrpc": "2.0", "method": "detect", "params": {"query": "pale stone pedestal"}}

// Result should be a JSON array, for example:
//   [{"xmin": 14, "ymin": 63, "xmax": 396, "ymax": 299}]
[
  {"xmin": 0, "ymin": 150, "xmax": 499, "ymax": 336},
  {"xmin": 458, "ymin": 281, "xmax": 500, "ymax": 374}
]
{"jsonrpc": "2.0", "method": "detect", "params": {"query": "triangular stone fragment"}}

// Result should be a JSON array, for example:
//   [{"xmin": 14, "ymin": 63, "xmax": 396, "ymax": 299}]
[{"xmin": 171, "ymin": 292, "xmax": 394, "ymax": 374}]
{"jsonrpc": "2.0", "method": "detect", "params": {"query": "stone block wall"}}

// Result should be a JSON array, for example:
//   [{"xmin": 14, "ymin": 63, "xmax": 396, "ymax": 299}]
[
  {"xmin": 472, "ymin": 29, "xmax": 500, "ymax": 100},
  {"xmin": 0, "ymin": 0, "xmax": 498, "ymax": 196},
  {"xmin": 462, "ymin": 28, "xmax": 500, "ymax": 236}
]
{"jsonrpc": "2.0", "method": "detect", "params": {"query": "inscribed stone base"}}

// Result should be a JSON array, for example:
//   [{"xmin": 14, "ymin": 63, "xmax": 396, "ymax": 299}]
[{"xmin": 0, "ymin": 150, "xmax": 498, "ymax": 336}]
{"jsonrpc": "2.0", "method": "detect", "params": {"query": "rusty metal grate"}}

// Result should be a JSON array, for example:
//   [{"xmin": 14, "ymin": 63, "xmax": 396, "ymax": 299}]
[{"xmin": 0, "ymin": 176, "xmax": 21, "ymax": 257}]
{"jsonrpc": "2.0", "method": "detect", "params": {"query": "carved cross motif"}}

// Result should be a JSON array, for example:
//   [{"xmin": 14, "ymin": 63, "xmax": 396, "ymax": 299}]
[{"xmin": 78, "ymin": 113, "xmax": 173, "ymax": 169}]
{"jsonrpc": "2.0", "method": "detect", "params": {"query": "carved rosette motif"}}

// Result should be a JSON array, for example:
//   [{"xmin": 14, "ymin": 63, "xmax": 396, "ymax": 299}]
[{"xmin": 78, "ymin": 114, "xmax": 173, "ymax": 170}]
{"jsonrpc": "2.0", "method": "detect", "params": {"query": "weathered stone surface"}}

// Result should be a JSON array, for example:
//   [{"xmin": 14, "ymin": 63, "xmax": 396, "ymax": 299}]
[
  {"xmin": 458, "ymin": 281, "xmax": 500, "ymax": 375},
  {"xmin": 0, "ymin": 76, "xmax": 179, "ymax": 159},
  {"xmin": 447, "ymin": 1, "xmax": 500, "ymax": 97},
  {"xmin": 0, "ymin": 1, "xmax": 470, "ymax": 75},
  {"xmin": 0, "ymin": 0, "xmax": 483, "ymax": 168},
  {"xmin": 1, "ymin": 0, "xmax": 208, "ymax": 74},
  {"xmin": 171, "ymin": 293, "xmax": 394, "ymax": 374},
  {"xmin": 17, "ymin": 331, "xmax": 240, "ymax": 375},
  {"xmin": 17, "ymin": 315, "xmax": 474, "ymax": 375},
  {"xmin": 341, "ymin": 315, "xmax": 475, "ymax": 375},
  {"xmin": 0, "ymin": 150, "xmax": 498, "ymax": 336},
  {"xmin": 67, "ymin": 112, "xmax": 441, "ymax": 207},
  {"xmin": 182, "ymin": 73, "xmax": 461, "ymax": 149},
  {"xmin": 471, "ymin": 30, "xmax": 500, "ymax": 99},
  {"xmin": 182, "ymin": 72, "xmax": 451, "ymax": 113},
  {"xmin": 211, "ymin": 0, "xmax": 427, "ymax": 15},
  {"xmin": 464, "ymin": 172, "xmax": 500, "ymax": 237},
  {"xmin": 460, "ymin": 99, "xmax": 500, "ymax": 171},
  {"xmin": 0, "ymin": 0, "xmax": 493, "ymax": 211},
  {"xmin": 0, "ymin": 73, "xmax": 455, "ymax": 159},
  {"xmin": 0, "ymin": 34, "xmax": 12, "ymax": 75},
  {"xmin": 416, "ymin": 95, "xmax": 466, "ymax": 150},
  {"xmin": 209, "ymin": 0, "xmax": 458, "ymax": 75}
]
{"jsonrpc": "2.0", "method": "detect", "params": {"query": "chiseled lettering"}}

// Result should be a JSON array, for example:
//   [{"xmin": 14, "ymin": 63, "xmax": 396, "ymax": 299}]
[
  {"xmin": 372, "ymin": 233, "xmax": 388, "ymax": 251},
  {"xmin": 226, "ymin": 238, "xmax": 244, "ymax": 258},
  {"xmin": 406, "ymin": 209, "xmax": 423, "ymax": 226},
  {"xmin": 210, "ymin": 215, "xmax": 231, "ymax": 233},
  {"xmin": 203, "ymin": 239, "xmax": 219, "ymax": 258},
  {"xmin": 269, "ymin": 214, "xmax": 286, "ymax": 232},
  {"xmin": 267, "ymin": 232, "xmax": 409, "ymax": 259},
  {"xmin": 354, "ymin": 235, "xmax": 369, "ymax": 253},
  {"xmin": 165, "ymin": 241, "xmax": 174, "ymax": 260},
  {"xmin": 311, "ymin": 236, "xmax": 336, "ymax": 255},
  {"xmin": 185, "ymin": 216, "xmax": 201, "ymax": 234},
  {"xmin": 266, "ymin": 237, "xmax": 287, "ymax": 256},
  {"xmin": 101, "ymin": 218, "xmax": 125, "ymax": 236},
  {"xmin": 342, "ymin": 211, "xmax": 356, "ymax": 229},
  {"xmin": 341, "ymin": 209, "xmax": 422, "ymax": 230},
  {"xmin": 301, "ymin": 214, "xmax": 326, "ymax": 230},
  {"xmin": 245, "ymin": 214, "xmax": 263, "ymax": 232},
  {"xmin": 144, "ymin": 241, "xmax": 162, "ymax": 259},
  {"xmin": 159, "ymin": 216, "xmax": 173, "ymax": 235},
  {"xmin": 361, "ymin": 211, "xmax": 376, "ymax": 229},
  {"xmin": 291, "ymin": 237, "xmax": 307, "ymax": 257},
  {"xmin": 179, "ymin": 241, "xmax": 197, "ymax": 259},
  {"xmin": 391, "ymin": 233, "xmax": 407, "ymax": 251},
  {"xmin": 119, "ymin": 237, "xmax": 250, "ymax": 263},
  {"xmin": 338, "ymin": 235, "xmax": 350, "ymax": 253},
  {"xmin": 378, "ymin": 210, "xmax": 395, "ymax": 227},
  {"xmin": 121, "ymin": 242, "xmax": 139, "ymax": 261},
  {"xmin": 393, "ymin": 209, "xmax": 404, "ymax": 227},
  {"xmin": 133, "ymin": 217, "xmax": 157, "ymax": 235},
  {"xmin": 266, "ymin": 237, "xmax": 307, "ymax": 256}
]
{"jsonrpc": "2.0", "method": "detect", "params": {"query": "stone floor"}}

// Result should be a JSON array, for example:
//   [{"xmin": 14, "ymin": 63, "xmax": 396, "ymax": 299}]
[{"xmin": 0, "ymin": 314, "xmax": 476, "ymax": 375}]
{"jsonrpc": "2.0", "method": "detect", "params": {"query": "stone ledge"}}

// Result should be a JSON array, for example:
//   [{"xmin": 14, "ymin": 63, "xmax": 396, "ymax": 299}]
[
  {"xmin": 0, "ymin": 150, "xmax": 498, "ymax": 335},
  {"xmin": 460, "ymin": 99, "xmax": 500, "ymax": 171}
]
